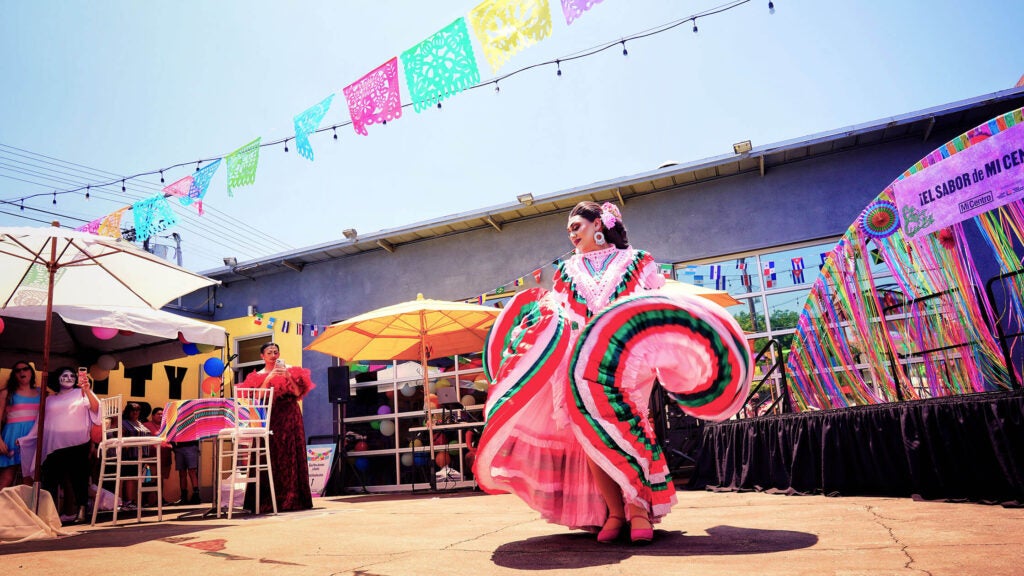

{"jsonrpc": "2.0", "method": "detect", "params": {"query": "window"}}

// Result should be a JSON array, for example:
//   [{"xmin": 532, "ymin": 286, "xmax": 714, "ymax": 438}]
[{"xmin": 234, "ymin": 332, "xmax": 273, "ymax": 383}]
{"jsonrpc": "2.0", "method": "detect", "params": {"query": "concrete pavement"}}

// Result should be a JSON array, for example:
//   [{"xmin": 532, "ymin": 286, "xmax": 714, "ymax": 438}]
[{"xmin": 2, "ymin": 489, "xmax": 1022, "ymax": 575}]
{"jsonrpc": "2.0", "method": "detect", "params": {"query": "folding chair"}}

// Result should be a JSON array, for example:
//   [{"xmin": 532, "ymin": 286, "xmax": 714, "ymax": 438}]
[
  {"xmin": 215, "ymin": 387, "xmax": 276, "ymax": 518},
  {"xmin": 91, "ymin": 395, "xmax": 164, "ymax": 525}
]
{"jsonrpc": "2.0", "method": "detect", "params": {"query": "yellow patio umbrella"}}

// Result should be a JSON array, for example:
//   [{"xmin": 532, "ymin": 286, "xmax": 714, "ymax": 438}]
[
  {"xmin": 306, "ymin": 294, "xmax": 500, "ymax": 474},
  {"xmin": 662, "ymin": 278, "xmax": 743, "ymax": 308}
]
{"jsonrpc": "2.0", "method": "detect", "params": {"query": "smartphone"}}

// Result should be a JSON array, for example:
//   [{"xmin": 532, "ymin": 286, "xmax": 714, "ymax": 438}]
[{"xmin": 77, "ymin": 367, "xmax": 89, "ymax": 385}]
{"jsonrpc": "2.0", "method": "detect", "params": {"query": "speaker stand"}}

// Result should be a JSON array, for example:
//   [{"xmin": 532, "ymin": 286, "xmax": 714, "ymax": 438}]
[{"xmin": 330, "ymin": 401, "xmax": 367, "ymax": 495}]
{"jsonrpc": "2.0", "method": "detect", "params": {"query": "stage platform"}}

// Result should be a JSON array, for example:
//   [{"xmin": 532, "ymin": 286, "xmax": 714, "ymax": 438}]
[{"xmin": 687, "ymin": 389, "xmax": 1024, "ymax": 505}]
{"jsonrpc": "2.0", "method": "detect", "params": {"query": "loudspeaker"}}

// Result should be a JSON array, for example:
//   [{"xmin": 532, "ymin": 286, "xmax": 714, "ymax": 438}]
[{"xmin": 327, "ymin": 366, "xmax": 350, "ymax": 403}]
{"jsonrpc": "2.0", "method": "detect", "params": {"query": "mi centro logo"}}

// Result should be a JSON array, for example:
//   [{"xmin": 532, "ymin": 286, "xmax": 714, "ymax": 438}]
[{"xmin": 958, "ymin": 191, "xmax": 994, "ymax": 214}]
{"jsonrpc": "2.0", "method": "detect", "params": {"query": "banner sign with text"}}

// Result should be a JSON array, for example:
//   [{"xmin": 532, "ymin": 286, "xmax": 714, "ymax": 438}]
[
  {"xmin": 892, "ymin": 121, "xmax": 1024, "ymax": 240},
  {"xmin": 306, "ymin": 443, "xmax": 337, "ymax": 497}
]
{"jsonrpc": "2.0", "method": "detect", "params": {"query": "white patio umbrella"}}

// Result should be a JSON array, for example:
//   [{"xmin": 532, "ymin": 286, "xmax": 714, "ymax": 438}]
[{"xmin": 0, "ymin": 223, "xmax": 219, "ymax": 505}]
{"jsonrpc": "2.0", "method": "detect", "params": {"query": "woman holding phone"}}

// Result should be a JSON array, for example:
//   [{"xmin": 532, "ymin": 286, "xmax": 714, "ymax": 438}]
[
  {"xmin": 20, "ymin": 366, "xmax": 100, "ymax": 523},
  {"xmin": 241, "ymin": 342, "xmax": 316, "ymax": 513}
]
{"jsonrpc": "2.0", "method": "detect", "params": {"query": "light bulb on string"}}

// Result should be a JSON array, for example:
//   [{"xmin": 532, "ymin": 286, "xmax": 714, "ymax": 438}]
[
  {"xmin": 52, "ymin": 191, "xmax": 56, "ymax": 205},
  {"xmin": 284, "ymin": 139, "xmax": 289, "ymax": 153},
  {"xmin": 195, "ymin": 161, "xmax": 201, "ymax": 172},
  {"xmin": 556, "ymin": 59, "xmax": 562, "ymax": 76},
  {"xmin": 768, "ymin": 1, "xmax": 775, "ymax": 14},
  {"xmin": 85, "ymin": 185, "xmax": 90, "ymax": 200},
  {"xmin": 692, "ymin": 19, "xmax": 698, "ymax": 33},
  {"xmin": 333, "ymin": 127, "xmax": 338, "ymax": 140},
  {"xmin": 121, "ymin": 179, "xmax": 126, "ymax": 192},
  {"xmin": 621, "ymin": 41, "xmax": 628, "ymax": 56},
  {"xmin": 20, "ymin": 199, "xmax": 24, "ymax": 211},
  {"xmin": 495, "ymin": 81, "xmax": 500, "ymax": 94},
  {"xmin": 160, "ymin": 170, "xmax": 164, "ymax": 183}
]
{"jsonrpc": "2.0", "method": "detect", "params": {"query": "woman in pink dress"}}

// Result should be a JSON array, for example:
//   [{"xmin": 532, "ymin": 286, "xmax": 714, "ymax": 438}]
[
  {"xmin": 0, "ymin": 361, "xmax": 42, "ymax": 489},
  {"xmin": 474, "ymin": 201, "xmax": 752, "ymax": 544},
  {"xmin": 242, "ymin": 342, "xmax": 316, "ymax": 513}
]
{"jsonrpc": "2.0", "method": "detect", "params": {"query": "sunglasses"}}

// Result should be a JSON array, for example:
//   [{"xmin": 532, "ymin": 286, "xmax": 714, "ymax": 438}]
[{"xmin": 14, "ymin": 367, "xmax": 32, "ymax": 373}]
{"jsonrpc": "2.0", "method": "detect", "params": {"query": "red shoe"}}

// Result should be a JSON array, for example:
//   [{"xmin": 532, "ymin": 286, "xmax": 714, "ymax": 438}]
[
  {"xmin": 597, "ymin": 515, "xmax": 626, "ymax": 544},
  {"xmin": 630, "ymin": 516, "xmax": 654, "ymax": 544}
]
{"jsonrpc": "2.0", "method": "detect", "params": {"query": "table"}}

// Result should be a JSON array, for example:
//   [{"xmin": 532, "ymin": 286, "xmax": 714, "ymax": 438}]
[
  {"xmin": 408, "ymin": 421, "xmax": 484, "ymax": 491},
  {"xmin": 155, "ymin": 398, "xmax": 253, "ymax": 515}
]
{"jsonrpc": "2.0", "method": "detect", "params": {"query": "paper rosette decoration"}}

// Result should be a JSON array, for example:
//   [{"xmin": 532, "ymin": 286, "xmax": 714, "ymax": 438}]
[
  {"xmin": 860, "ymin": 200, "xmax": 900, "ymax": 239},
  {"xmin": 225, "ymin": 138, "xmax": 261, "ymax": 197},
  {"xmin": 560, "ymin": 0, "xmax": 604, "ymax": 25},
  {"xmin": 401, "ymin": 18, "xmax": 480, "ymax": 113},
  {"xmin": 293, "ymin": 94, "xmax": 335, "ymax": 161},
  {"xmin": 469, "ymin": 0, "xmax": 553, "ymax": 73},
  {"xmin": 343, "ymin": 57, "xmax": 402, "ymax": 136}
]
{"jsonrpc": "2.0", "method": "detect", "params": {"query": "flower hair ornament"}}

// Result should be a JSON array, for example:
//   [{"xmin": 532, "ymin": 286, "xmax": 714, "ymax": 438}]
[{"xmin": 600, "ymin": 202, "xmax": 621, "ymax": 229}]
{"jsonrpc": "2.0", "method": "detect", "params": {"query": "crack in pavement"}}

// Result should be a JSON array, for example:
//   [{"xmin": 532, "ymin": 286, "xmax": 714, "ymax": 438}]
[{"xmin": 865, "ymin": 504, "xmax": 933, "ymax": 576}]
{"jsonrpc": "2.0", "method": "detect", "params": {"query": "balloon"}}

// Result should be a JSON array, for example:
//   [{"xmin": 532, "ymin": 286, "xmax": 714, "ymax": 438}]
[
  {"xmin": 88, "ymin": 365, "xmax": 109, "ymax": 381},
  {"xmin": 399, "ymin": 384, "xmax": 417, "ymax": 397},
  {"xmin": 203, "ymin": 357, "xmax": 225, "ymax": 377},
  {"xmin": 435, "ymin": 378, "xmax": 452, "ymax": 389},
  {"xmin": 413, "ymin": 453, "xmax": 429, "ymax": 466},
  {"xmin": 91, "ymin": 326, "xmax": 118, "ymax": 340},
  {"xmin": 448, "ymin": 440, "xmax": 461, "ymax": 455},
  {"xmin": 427, "ymin": 393, "xmax": 439, "ymax": 409},
  {"xmin": 97, "ymin": 354, "xmax": 118, "ymax": 370},
  {"xmin": 354, "ymin": 457, "xmax": 370, "ymax": 471},
  {"xmin": 377, "ymin": 405, "xmax": 392, "ymax": 415},
  {"xmin": 196, "ymin": 343, "xmax": 218, "ymax": 354},
  {"xmin": 435, "ymin": 452, "xmax": 451, "ymax": 467},
  {"xmin": 0, "ymin": 316, "xmax": 4, "ymax": 335},
  {"xmin": 118, "ymin": 329, "xmax": 134, "ymax": 336},
  {"xmin": 409, "ymin": 438, "xmax": 423, "ymax": 448},
  {"xmin": 472, "ymin": 379, "xmax": 490, "ymax": 392},
  {"xmin": 461, "ymin": 394, "xmax": 476, "ymax": 407},
  {"xmin": 201, "ymin": 376, "xmax": 221, "ymax": 396},
  {"xmin": 354, "ymin": 441, "xmax": 369, "ymax": 452},
  {"xmin": 182, "ymin": 343, "xmax": 200, "ymax": 355},
  {"xmin": 379, "ymin": 420, "xmax": 395, "ymax": 436},
  {"xmin": 90, "ymin": 423, "xmax": 103, "ymax": 444},
  {"xmin": 400, "ymin": 453, "xmax": 414, "ymax": 467},
  {"xmin": 177, "ymin": 331, "xmax": 190, "ymax": 344},
  {"xmin": 370, "ymin": 420, "xmax": 381, "ymax": 430}
]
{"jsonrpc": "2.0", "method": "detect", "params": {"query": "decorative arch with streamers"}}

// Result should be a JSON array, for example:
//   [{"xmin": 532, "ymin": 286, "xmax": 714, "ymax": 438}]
[{"xmin": 786, "ymin": 107, "xmax": 1024, "ymax": 411}]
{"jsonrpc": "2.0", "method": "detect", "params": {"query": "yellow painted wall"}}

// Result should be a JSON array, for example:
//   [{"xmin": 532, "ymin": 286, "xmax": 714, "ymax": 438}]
[{"xmin": 96, "ymin": 306, "xmax": 304, "ymax": 408}]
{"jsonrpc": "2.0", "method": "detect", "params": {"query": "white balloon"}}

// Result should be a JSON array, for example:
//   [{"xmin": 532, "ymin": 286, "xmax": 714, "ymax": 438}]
[
  {"xmin": 460, "ymin": 394, "xmax": 476, "ymax": 407},
  {"xmin": 399, "ymin": 384, "xmax": 417, "ymax": 397},
  {"xmin": 379, "ymin": 420, "xmax": 395, "ymax": 436},
  {"xmin": 400, "ymin": 453, "xmax": 414, "ymax": 467}
]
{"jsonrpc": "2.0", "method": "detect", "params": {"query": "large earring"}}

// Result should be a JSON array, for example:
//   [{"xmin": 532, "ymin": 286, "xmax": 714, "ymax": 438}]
[{"xmin": 594, "ymin": 231, "xmax": 606, "ymax": 246}]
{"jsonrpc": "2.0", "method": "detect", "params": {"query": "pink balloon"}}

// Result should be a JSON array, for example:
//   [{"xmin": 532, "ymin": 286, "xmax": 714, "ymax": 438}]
[
  {"xmin": 91, "ymin": 326, "xmax": 118, "ymax": 340},
  {"xmin": 0, "ymin": 316, "xmax": 4, "ymax": 335}
]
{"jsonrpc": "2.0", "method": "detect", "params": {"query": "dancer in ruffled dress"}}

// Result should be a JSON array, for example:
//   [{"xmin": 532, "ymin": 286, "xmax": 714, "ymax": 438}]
[
  {"xmin": 474, "ymin": 201, "xmax": 751, "ymax": 544},
  {"xmin": 0, "ymin": 361, "xmax": 42, "ymax": 489}
]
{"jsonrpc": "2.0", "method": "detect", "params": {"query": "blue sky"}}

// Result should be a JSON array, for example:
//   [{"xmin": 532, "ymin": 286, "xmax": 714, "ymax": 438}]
[{"xmin": 1, "ymin": 0, "xmax": 1021, "ymax": 271}]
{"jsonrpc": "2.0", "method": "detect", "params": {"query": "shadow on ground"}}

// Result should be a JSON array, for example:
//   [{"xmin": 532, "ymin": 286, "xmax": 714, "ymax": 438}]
[
  {"xmin": 0, "ymin": 522, "xmax": 233, "ymax": 555},
  {"xmin": 491, "ymin": 525, "xmax": 819, "ymax": 570}
]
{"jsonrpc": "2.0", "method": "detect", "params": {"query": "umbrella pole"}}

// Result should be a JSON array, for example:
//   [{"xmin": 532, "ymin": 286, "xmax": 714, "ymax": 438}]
[
  {"xmin": 420, "ymin": 311, "xmax": 436, "ymax": 491},
  {"xmin": 31, "ymin": 226, "xmax": 59, "ymax": 514}
]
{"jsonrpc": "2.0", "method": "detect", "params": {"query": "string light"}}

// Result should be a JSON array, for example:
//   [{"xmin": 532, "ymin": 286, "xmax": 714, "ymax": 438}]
[
  {"xmin": 7, "ymin": 0, "xmax": 763, "ymax": 216},
  {"xmin": 769, "ymin": 1, "xmax": 775, "ymax": 14},
  {"xmin": 52, "ymin": 191, "xmax": 56, "ymax": 205},
  {"xmin": 20, "ymin": 199, "xmax": 24, "ymax": 211},
  {"xmin": 85, "ymin": 185, "xmax": 90, "ymax": 200}
]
